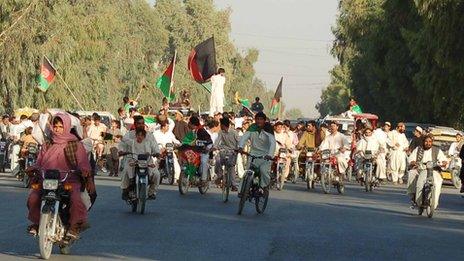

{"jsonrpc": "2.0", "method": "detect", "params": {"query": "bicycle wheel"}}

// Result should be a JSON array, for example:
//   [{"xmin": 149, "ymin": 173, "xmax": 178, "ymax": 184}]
[
  {"xmin": 222, "ymin": 173, "xmax": 230, "ymax": 203},
  {"xmin": 255, "ymin": 187, "xmax": 269, "ymax": 214},
  {"xmin": 238, "ymin": 172, "xmax": 253, "ymax": 215},
  {"xmin": 426, "ymin": 189, "xmax": 435, "ymax": 218}
]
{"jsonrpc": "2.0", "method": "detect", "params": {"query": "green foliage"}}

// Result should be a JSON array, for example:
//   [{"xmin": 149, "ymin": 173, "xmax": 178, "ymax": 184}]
[
  {"xmin": 284, "ymin": 108, "xmax": 303, "ymax": 120},
  {"xmin": 319, "ymin": 0, "xmax": 464, "ymax": 127},
  {"xmin": 0, "ymin": 0, "xmax": 276, "ymax": 115}
]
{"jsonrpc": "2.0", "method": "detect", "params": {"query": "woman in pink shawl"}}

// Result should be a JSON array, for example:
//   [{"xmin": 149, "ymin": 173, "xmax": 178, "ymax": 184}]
[{"xmin": 27, "ymin": 113, "xmax": 96, "ymax": 238}]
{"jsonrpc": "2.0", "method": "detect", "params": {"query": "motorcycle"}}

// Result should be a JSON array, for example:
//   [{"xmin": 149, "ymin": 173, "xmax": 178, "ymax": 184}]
[
  {"xmin": 276, "ymin": 148, "xmax": 288, "ymax": 190},
  {"xmin": 320, "ymin": 149, "xmax": 345, "ymax": 194},
  {"xmin": 361, "ymin": 150, "xmax": 378, "ymax": 192},
  {"xmin": 415, "ymin": 161, "xmax": 442, "ymax": 218},
  {"xmin": 449, "ymin": 153, "xmax": 461, "ymax": 189},
  {"xmin": 0, "ymin": 139, "xmax": 8, "ymax": 172},
  {"xmin": 178, "ymin": 149, "xmax": 211, "ymax": 195},
  {"xmin": 304, "ymin": 148, "xmax": 317, "ymax": 189},
  {"xmin": 160, "ymin": 143, "xmax": 175, "ymax": 185},
  {"xmin": 17, "ymin": 143, "xmax": 39, "ymax": 188},
  {"xmin": 127, "ymin": 153, "xmax": 156, "ymax": 214},
  {"xmin": 33, "ymin": 170, "xmax": 79, "ymax": 259},
  {"xmin": 287, "ymin": 150, "xmax": 299, "ymax": 184}
]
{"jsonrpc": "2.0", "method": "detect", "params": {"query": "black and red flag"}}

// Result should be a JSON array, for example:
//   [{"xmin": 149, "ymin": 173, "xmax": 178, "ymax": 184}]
[{"xmin": 188, "ymin": 37, "xmax": 217, "ymax": 88}]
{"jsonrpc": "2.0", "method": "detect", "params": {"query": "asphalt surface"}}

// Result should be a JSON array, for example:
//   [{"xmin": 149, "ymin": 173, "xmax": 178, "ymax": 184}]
[{"xmin": 0, "ymin": 173, "xmax": 463, "ymax": 261}]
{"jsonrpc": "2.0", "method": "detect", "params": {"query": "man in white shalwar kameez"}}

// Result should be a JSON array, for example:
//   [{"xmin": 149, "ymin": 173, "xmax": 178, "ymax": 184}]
[
  {"xmin": 357, "ymin": 127, "xmax": 385, "ymax": 180},
  {"xmin": 387, "ymin": 122, "xmax": 409, "ymax": 184},
  {"xmin": 209, "ymin": 68, "xmax": 226, "ymax": 116},
  {"xmin": 319, "ymin": 121, "xmax": 350, "ymax": 176},
  {"xmin": 373, "ymin": 122, "xmax": 391, "ymax": 180}
]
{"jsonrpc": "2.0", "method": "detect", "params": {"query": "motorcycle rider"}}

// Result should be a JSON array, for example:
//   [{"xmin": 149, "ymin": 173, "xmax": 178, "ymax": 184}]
[
  {"xmin": 154, "ymin": 121, "xmax": 181, "ymax": 183},
  {"xmin": 182, "ymin": 116, "xmax": 212, "ymax": 185},
  {"xmin": 238, "ymin": 112, "xmax": 276, "ymax": 190},
  {"xmin": 213, "ymin": 117, "xmax": 240, "ymax": 191},
  {"xmin": 26, "ymin": 113, "xmax": 96, "ymax": 238},
  {"xmin": 407, "ymin": 134, "xmax": 447, "ymax": 209},
  {"xmin": 319, "ymin": 121, "xmax": 350, "ymax": 178},
  {"xmin": 119, "ymin": 115, "xmax": 160, "ymax": 200},
  {"xmin": 356, "ymin": 127, "xmax": 385, "ymax": 181},
  {"xmin": 274, "ymin": 121, "xmax": 293, "ymax": 187}
]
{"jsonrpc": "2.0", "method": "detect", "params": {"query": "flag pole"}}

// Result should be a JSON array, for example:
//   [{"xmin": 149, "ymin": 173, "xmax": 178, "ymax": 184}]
[
  {"xmin": 169, "ymin": 50, "xmax": 177, "ymax": 102},
  {"xmin": 56, "ymin": 72, "xmax": 85, "ymax": 111}
]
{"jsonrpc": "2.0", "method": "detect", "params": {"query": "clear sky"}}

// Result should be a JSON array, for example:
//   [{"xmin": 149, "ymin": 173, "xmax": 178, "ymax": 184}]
[{"xmin": 148, "ymin": 0, "xmax": 339, "ymax": 117}]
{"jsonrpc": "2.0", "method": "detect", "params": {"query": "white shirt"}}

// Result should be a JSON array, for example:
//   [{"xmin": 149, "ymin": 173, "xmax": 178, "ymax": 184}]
[
  {"xmin": 153, "ymin": 130, "xmax": 180, "ymax": 148},
  {"xmin": 234, "ymin": 117, "xmax": 244, "ymax": 129},
  {"xmin": 88, "ymin": 123, "xmax": 107, "ymax": 141},
  {"xmin": 387, "ymin": 130, "xmax": 409, "ymax": 151},
  {"xmin": 448, "ymin": 142, "xmax": 461, "ymax": 156},
  {"xmin": 373, "ymin": 128, "xmax": 389, "ymax": 147},
  {"xmin": 32, "ymin": 123, "xmax": 45, "ymax": 145},
  {"xmin": 356, "ymin": 136, "xmax": 382, "ymax": 154},
  {"xmin": 319, "ymin": 132, "xmax": 350, "ymax": 153},
  {"xmin": 408, "ymin": 147, "xmax": 447, "ymax": 165}
]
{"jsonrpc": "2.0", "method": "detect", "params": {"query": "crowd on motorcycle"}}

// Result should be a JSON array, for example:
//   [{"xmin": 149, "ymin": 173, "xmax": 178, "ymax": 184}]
[{"xmin": 1, "ymin": 96, "xmax": 462, "ymax": 258}]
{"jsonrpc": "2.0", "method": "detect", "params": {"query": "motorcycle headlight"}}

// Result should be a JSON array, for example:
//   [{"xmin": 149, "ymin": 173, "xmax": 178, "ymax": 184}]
[
  {"xmin": 322, "ymin": 153, "xmax": 329, "ymax": 160},
  {"xmin": 138, "ymin": 162, "xmax": 148, "ymax": 168},
  {"xmin": 306, "ymin": 152, "xmax": 313, "ymax": 157},
  {"xmin": 43, "ymin": 179, "xmax": 58, "ymax": 190},
  {"xmin": 279, "ymin": 153, "xmax": 286, "ymax": 158}
]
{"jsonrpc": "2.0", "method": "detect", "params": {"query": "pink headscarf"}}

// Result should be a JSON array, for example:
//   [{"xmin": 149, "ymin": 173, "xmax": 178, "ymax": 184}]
[
  {"xmin": 36, "ymin": 113, "xmax": 91, "ymax": 176},
  {"xmin": 52, "ymin": 113, "xmax": 78, "ymax": 144}
]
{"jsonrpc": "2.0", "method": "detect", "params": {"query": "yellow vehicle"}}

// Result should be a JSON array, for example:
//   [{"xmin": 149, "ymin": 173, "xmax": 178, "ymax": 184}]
[{"xmin": 429, "ymin": 126, "xmax": 462, "ymax": 189}]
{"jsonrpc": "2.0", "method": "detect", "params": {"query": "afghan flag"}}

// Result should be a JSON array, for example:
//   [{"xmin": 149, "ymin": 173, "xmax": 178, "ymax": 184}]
[
  {"xmin": 188, "ymin": 37, "xmax": 217, "ymax": 92},
  {"xmin": 156, "ymin": 52, "xmax": 176, "ymax": 101},
  {"xmin": 270, "ymin": 77, "xmax": 283, "ymax": 117},
  {"xmin": 37, "ymin": 57, "xmax": 56, "ymax": 92}
]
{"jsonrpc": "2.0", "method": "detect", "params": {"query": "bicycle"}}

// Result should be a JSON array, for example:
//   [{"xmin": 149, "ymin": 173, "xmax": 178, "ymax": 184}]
[{"xmin": 237, "ymin": 152, "xmax": 274, "ymax": 215}]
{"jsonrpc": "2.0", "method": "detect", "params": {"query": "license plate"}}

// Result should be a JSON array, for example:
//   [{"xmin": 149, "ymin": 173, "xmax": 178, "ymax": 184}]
[
  {"xmin": 43, "ymin": 179, "xmax": 58, "ymax": 190},
  {"xmin": 441, "ymin": 171, "xmax": 452, "ymax": 180}
]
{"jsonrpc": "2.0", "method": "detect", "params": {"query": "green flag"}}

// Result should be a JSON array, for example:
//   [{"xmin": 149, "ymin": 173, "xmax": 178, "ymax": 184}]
[{"xmin": 156, "ymin": 53, "xmax": 176, "ymax": 101}]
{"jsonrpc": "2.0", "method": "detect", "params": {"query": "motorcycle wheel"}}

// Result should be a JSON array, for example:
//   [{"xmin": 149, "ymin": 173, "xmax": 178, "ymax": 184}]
[
  {"xmin": 178, "ymin": 171, "xmax": 189, "ymax": 195},
  {"xmin": 306, "ymin": 168, "xmax": 314, "ymax": 190},
  {"xmin": 131, "ymin": 200, "xmax": 137, "ymax": 213},
  {"xmin": 138, "ymin": 184, "xmax": 146, "ymax": 215},
  {"xmin": 337, "ymin": 183, "xmax": 345, "ymax": 194},
  {"xmin": 38, "ymin": 213, "xmax": 54, "ymax": 260},
  {"xmin": 426, "ymin": 191, "xmax": 435, "ymax": 218},
  {"xmin": 320, "ymin": 169, "xmax": 331, "ymax": 194},
  {"xmin": 255, "ymin": 187, "xmax": 269, "ymax": 214},
  {"xmin": 168, "ymin": 165, "xmax": 175, "ymax": 185},
  {"xmin": 346, "ymin": 166, "xmax": 353, "ymax": 182},
  {"xmin": 452, "ymin": 169, "xmax": 461, "ymax": 189},
  {"xmin": 418, "ymin": 207, "xmax": 424, "ymax": 216},
  {"xmin": 222, "ymin": 174, "xmax": 230, "ymax": 203},
  {"xmin": 23, "ymin": 173, "xmax": 30, "ymax": 188},
  {"xmin": 59, "ymin": 245, "xmax": 70, "ymax": 255},
  {"xmin": 291, "ymin": 164, "xmax": 297, "ymax": 184},
  {"xmin": 238, "ymin": 172, "xmax": 253, "ymax": 215}
]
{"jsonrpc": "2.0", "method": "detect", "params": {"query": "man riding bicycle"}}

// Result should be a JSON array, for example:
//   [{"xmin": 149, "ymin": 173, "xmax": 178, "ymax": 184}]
[
  {"xmin": 213, "ymin": 117, "xmax": 240, "ymax": 191},
  {"xmin": 237, "ymin": 112, "xmax": 276, "ymax": 190}
]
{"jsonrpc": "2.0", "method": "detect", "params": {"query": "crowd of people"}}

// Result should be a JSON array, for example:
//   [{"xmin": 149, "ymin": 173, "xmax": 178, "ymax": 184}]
[{"xmin": 1, "ymin": 95, "xmax": 462, "ymax": 240}]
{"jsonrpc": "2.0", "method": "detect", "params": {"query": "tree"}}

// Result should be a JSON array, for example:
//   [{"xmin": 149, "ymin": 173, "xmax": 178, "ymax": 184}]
[{"xmin": 284, "ymin": 108, "xmax": 303, "ymax": 119}]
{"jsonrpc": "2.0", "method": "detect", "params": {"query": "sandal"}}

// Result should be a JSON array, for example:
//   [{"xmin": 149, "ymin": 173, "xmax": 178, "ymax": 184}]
[{"xmin": 27, "ymin": 224, "xmax": 38, "ymax": 236}]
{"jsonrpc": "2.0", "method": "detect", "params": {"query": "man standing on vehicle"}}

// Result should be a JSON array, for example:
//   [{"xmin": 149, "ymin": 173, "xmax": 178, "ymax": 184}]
[
  {"xmin": 319, "ymin": 121, "xmax": 350, "ymax": 177},
  {"xmin": 238, "ymin": 112, "xmax": 276, "ymax": 189},
  {"xmin": 251, "ymin": 97, "xmax": 264, "ymax": 114},
  {"xmin": 209, "ymin": 68, "xmax": 226, "ymax": 116},
  {"xmin": 388, "ymin": 122, "xmax": 409, "ymax": 184},
  {"xmin": 119, "ymin": 115, "xmax": 160, "ymax": 200}
]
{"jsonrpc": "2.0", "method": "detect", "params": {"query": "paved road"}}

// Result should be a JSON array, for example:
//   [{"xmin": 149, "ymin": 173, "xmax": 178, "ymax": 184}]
[{"xmin": 0, "ymin": 173, "xmax": 463, "ymax": 260}]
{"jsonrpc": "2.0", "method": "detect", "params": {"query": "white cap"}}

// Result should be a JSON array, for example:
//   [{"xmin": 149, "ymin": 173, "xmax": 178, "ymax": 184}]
[
  {"xmin": 385, "ymin": 121, "xmax": 391, "ymax": 126},
  {"xmin": 415, "ymin": 126, "xmax": 423, "ymax": 133}
]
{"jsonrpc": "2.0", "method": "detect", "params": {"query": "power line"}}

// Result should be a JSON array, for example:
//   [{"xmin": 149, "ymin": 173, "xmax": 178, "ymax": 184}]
[{"xmin": 231, "ymin": 32, "xmax": 333, "ymax": 43}]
